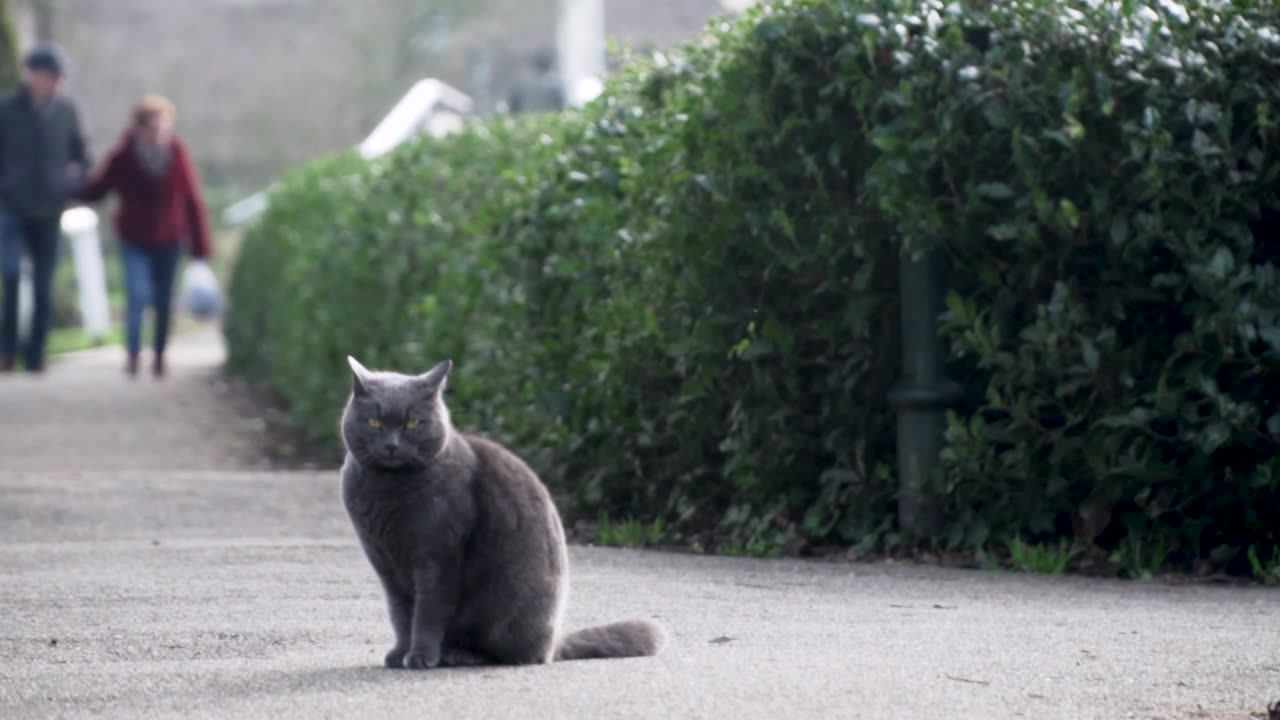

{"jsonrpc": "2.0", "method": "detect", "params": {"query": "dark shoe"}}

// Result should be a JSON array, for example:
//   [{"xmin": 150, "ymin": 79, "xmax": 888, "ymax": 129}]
[
  {"xmin": 125, "ymin": 353, "xmax": 140, "ymax": 378},
  {"xmin": 152, "ymin": 354, "xmax": 165, "ymax": 379}
]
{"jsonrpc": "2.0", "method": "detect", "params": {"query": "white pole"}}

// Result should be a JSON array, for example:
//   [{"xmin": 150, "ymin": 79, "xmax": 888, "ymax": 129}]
[
  {"xmin": 62, "ymin": 207, "xmax": 111, "ymax": 341},
  {"xmin": 16, "ymin": 259, "xmax": 31, "ymax": 342},
  {"xmin": 556, "ymin": 0, "xmax": 607, "ymax": 107}
]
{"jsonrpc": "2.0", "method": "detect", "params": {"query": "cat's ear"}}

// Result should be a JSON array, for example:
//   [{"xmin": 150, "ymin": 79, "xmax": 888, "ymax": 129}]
[
  {"xmin": 415, "ymin": 359, "xmax": 452, "ymax": 395},
  {"xmin": 348, "ymin": 355, "xmax": 372, "ymax": 396}
]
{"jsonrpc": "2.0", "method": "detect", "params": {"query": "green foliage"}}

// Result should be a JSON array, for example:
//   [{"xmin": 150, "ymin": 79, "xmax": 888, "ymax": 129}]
[
  {"xmin": 1008, "ymin": 537, "xmax": 1078, "ymax": 575},
  {"xmin": 1109, "ymin": 535, "xmax": 1172, "ymax": 581},
  {"xmin": 46, "ymin": 326, "xmax": 122, "ymax": 356},
  {"xmin": 227, "ymin": 0, "xmax": 1280, "ymax": 580},
  {"xmin": 926, "ymin": 0, "xmax": 1280, "ymax": 577},
  {"xmin": 1247, "ymin": 546, "xmax": 1280, "ymax": 586},
  {"xmin": 595, "ymin": 514, "xmax": 665, "ymax": 548},
  {"xmin": 0, "ymin": 0, "xmax": 18, "ymax": 88}
]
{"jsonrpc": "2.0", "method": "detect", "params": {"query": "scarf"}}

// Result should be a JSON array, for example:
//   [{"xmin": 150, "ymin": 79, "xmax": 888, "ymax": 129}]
[{"xmin": 134, "ymin": 137, "xmax": 173, "ymax": 178}]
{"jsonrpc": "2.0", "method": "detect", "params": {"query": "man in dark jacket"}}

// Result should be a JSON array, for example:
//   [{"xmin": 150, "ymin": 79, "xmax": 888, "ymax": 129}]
[
  {"xmin": 506, "ymin": 49, "xmax": 564, "ymax": 114},
  {"xmin": 0, "ymin": 44, "xmax": 89, "ymax": 373}
]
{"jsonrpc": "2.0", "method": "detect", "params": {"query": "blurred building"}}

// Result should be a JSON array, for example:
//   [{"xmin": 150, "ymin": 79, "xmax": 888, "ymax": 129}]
[{"xmin": 45, "ymin": 0, "xmax": 738, "ymax": 192}]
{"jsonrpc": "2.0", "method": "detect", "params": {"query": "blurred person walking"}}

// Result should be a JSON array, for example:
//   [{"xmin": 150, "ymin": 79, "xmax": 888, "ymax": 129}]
[
  {"xmin": 506, "ymin": 48, "xmax": 564, "ymax": 114},
  {"xmin": 78, "ymin": 94, "xmax": 212, "ymax": 378},
  {"xmin": 0, "ymin": 44, "xmax": 90, "ymax": 374}
]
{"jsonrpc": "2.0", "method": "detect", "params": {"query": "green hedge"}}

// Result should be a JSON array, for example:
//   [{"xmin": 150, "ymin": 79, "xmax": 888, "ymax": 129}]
[
  {"xmin": 0, "ymin": 0, "xmax": 18, "ymax": 89},
  {"xmin": 227, "ymin": 0, "xmax": 1280, "ymax": 578}
]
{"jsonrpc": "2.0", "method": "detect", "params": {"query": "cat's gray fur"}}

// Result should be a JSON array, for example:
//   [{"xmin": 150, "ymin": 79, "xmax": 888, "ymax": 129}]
[{"xmin": 339, "ymin": 356, "xmax": 666, "ymax": 669}]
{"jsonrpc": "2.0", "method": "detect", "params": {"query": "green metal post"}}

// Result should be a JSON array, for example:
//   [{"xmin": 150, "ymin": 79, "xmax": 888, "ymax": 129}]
[{"xmin": 888, "ymin": 246, "xmax": 959, "ymax": 541}]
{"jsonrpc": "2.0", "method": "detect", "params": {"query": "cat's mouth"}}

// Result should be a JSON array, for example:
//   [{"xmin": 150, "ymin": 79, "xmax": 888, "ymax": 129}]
[{"xmin": 372, "ymin": 452, "xmax": 420, "ymax": 471}]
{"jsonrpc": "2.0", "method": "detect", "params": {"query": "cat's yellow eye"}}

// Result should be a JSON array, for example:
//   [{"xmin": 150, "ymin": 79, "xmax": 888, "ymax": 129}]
[
  {"xmin": 367, "ymin": 418, "xmax": 383, "ymax": 429},
  {"xmin": 405, "ymin": 418, "xmax": 421, "ymax": 429}
]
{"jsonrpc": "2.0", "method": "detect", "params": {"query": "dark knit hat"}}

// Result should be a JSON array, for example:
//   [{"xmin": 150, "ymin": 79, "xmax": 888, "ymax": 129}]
[{"xmin": 24, "ymin": 43, "xmax": 67, "ymax": 76}]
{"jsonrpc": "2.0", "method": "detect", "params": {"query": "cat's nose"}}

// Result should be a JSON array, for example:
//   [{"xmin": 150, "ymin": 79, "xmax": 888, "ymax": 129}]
[{"xmin": 382, "ymin": 431, "xmax": 401, "ymax": 454}]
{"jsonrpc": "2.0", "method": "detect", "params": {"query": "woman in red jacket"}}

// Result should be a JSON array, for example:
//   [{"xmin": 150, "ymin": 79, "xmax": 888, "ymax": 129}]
[{"xmin": 79, "ymin": 94, "xmax": 212, "ymax": 378}]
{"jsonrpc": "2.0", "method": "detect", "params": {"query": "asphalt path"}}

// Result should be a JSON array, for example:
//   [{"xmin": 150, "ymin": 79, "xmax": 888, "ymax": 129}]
[{"xmin": 1, "ymin": 331, "xmax": 1277, "ymax": 720}]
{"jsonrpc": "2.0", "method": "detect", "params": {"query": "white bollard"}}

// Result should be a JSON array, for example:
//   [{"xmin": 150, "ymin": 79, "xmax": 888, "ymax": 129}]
[
  {"xmin": 556, "ymin": 0, "xmax": 607, "ymax": 108},
  {"xmin": 16, "ymin": 258, "xmax": 32, "ymax": 342},
  {"xmin": 61, "ymin": 207, "xmax": 111, "ymax": 341}
]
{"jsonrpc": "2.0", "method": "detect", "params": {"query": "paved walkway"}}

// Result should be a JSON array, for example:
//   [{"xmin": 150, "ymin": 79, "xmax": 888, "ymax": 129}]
[{"xmin": 1, "ymin": 331, "xmax": 1277, "ymax": 720}]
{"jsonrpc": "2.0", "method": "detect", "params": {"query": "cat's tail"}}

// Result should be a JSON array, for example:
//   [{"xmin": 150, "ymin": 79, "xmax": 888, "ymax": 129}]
[{"xmin": 554, "ymin": 619, "xmax": 667, "ymax": 661}]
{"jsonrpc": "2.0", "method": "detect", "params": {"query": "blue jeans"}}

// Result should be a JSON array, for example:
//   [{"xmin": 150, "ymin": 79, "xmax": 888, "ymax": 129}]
[
  {"xmin": 120, "ymin": 243, "xmax": 182, "ymax": 358},
  {"xmin": 0, "ymin": 210, "xmax": 61, "ymax": 370}
]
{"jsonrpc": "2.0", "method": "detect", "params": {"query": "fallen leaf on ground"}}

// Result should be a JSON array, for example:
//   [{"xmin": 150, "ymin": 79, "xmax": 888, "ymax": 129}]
[{"xmin": 945, "ymin": 675, "xmax": 991, "ymax": 686}]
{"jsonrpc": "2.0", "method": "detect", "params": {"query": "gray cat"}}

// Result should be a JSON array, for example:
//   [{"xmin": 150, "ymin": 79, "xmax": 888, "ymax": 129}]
[{"xmin": 340, "ymin": 356, "xmax": 666, "ymax": 669}]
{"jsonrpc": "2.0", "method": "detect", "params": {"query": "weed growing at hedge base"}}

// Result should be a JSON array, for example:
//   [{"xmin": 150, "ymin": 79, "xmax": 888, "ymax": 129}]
[{"xmin": 1008, "ymin": 538, "xmax": 1079, "ymax": 576}]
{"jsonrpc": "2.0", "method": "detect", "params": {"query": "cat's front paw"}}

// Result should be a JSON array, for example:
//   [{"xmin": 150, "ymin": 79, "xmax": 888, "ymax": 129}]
[
  {"xmin": 402, "ymin": 648, "xmax": 441, "ymax": 670},
  {"xmin": 384, "ymin": 646, "xmax": 408, "ymax": 669}
]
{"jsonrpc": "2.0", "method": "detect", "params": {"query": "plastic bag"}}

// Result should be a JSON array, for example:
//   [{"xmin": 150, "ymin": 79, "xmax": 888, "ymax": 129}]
[{"xmin": 181, "ymin": 260, "xmax": 222, "ymax": 320}]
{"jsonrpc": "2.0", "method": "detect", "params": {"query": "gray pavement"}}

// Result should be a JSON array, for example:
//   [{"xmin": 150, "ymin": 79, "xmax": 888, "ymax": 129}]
[{"xmin": 1, "ymin": 331, "xmax": 1277, "ymax": 720}]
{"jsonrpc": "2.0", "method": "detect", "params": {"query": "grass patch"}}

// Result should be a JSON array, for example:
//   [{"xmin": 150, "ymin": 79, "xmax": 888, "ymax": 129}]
[
  {"xmin": 47, "ymin": 326, "xmax": 122, "ymax": 356},
  {"xmin": 595, "ymin": 514, "xmax": 664, "ymax": 549},
  {"xmin": 1109, "ymin": 535, "xmax": 1172, "ymax": 582},
  {"xmin": 1247, "ymin": 546, "xmax": 1280, "ymax": 586},
  {"xmin": 1008, "ymin": 537, "xmax": 1079, "ymax": 575}
]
